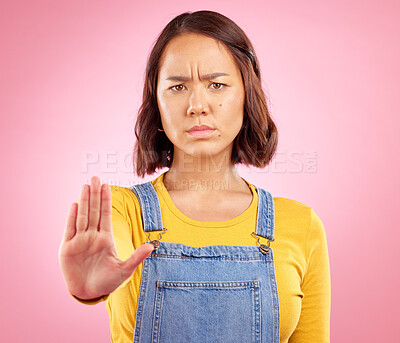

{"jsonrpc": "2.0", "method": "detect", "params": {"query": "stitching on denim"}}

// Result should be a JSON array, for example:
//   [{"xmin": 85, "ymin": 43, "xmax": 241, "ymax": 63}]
[
  {"xmin": 157, "ymin": 280, "xmax": 260, "ymax": 288},
  {"xmin": 133, "ymin": 258, "xmax": 149, "ymax": 343},
  {"xmin": 268, "ymin": 248, "xmax": 280, "ymax": 342},
  {"xmin": 132, "ymin": 183, "xmax": 165, "ymax": 233},
  {"xmin": 144, "ymin": 182, "xmax": 163, "ymax": 232},
  {"xmin": 148, "ymin": 255, "xmax": 273, "ymax": 262},
  {"xmin": 255, "ymin": 187, "xmax": 275, "ymax": 242},
  {"xmin": 255, "ymin": 186, "xmax": 265, "ymax": 238},
  {"xmin": 151, "ymin": 283, "xmax": 164, "ymax": 343},
  {"xmin": 253, "ymin": 283, "xmax": 261, "ymax": 343}
]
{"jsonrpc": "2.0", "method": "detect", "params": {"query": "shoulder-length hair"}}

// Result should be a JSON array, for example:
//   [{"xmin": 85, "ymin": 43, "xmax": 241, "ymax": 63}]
[{"xmin": 133, "ymin": 10, "xmax": 278, "ymax": 178}]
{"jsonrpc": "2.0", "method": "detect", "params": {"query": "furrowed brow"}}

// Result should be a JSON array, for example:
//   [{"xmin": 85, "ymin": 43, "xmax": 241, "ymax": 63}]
[
  {"xmin": 201, "ymin": 72, "xmax": 230, "ymax": 80},
  {"xmin": 166, "ymin": 76, "xmax": 190, "ymax": 82},
  {"xmin": 165, "ymin": 72, "xmax": 229, "ymax": 82}
]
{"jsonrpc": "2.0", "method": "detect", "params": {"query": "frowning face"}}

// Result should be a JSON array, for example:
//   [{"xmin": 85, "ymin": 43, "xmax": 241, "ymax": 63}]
[{"xmin": 156, "ymin": 32, "xmax": 245, "ymax": 164}]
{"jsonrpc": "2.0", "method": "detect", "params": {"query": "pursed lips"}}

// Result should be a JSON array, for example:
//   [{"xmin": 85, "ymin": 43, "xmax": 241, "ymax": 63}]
[{"xmin": 187, "ymin": 125, "xmax": 215, "ymax": 132}]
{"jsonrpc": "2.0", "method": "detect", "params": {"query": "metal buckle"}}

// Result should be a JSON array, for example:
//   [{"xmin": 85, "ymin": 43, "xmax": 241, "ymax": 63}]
[
  {"xmin": 251, "ymin": 232, "xmax": 274, "ymax": 255},
  {"xmin": 145, "ymin": 228, "xmax": 168, "ymax": 251}
]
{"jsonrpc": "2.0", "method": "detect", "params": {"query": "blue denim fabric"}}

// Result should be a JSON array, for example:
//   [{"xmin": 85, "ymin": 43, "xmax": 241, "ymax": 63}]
[{"xmin": 131, "ymin": 182, "xmax": 280, "ymax": 343}]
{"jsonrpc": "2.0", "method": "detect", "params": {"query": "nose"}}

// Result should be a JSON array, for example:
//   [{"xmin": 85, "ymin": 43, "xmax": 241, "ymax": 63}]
[{"xmin": 187, "ymin": 85, "xmax": 209, "ymax": 116}]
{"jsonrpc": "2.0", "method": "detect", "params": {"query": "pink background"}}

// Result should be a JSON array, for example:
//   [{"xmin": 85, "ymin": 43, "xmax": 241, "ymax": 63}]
[{"xmin": 1, "ymin": 0, "xmax": 399, "ymax": 341}]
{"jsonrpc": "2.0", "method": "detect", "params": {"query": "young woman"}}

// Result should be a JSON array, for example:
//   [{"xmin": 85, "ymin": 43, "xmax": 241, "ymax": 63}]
[{"xmin": 59, "ymin": 10, "xmax": 331, "ymax": 343}]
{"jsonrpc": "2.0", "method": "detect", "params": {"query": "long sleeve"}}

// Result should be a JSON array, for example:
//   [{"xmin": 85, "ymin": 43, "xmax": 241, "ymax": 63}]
[
  {"xmin": 288, "ymin": 208, "xmax": 331, "ymax": 342},
  {"xmin": 71, "ymin": 186, "xmax": 135, "ymax": 305}
]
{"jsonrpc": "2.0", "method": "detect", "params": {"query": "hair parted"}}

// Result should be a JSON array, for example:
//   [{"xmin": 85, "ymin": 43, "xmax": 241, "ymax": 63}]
[{"xmin": 133, "ymin": 10, "xmax": 278, "ymax": 178}]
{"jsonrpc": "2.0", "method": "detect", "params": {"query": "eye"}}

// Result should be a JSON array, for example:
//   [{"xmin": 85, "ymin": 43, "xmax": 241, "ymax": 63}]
[
  {"xmin": 170, "ymin": 84, "xmax": 185, "ymax": 92},
  {"xmin": 210, "ymin": 82, "xmax": 225, "ymax": 90}
]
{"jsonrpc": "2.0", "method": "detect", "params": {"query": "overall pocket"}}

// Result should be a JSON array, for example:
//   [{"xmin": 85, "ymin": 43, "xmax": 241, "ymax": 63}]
[{"xmin": 151, "ymin": 280, "xmax": 261, "ymax": 343}]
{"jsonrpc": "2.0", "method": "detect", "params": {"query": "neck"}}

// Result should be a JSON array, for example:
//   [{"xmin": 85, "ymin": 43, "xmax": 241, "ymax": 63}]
[{"xmin": 163, "ymin": 151, "xmax": 248, "ymax": 193}]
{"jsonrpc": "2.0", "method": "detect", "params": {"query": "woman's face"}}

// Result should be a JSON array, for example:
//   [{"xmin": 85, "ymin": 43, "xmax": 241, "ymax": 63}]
[{"xmin": 156, "ymin": 33, "xmax": 245, "ymax": 162}]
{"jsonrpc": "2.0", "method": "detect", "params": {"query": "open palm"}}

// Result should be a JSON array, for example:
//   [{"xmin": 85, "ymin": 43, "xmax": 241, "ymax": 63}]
[{"xmin": 59, "ymin": 176, "xmax": 154, "ymax": 300}]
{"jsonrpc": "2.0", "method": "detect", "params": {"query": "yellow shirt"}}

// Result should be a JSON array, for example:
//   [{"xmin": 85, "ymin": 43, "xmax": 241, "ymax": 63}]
[{"xmin": 73, "ymin": 172, "xmax": 331, "ymax": 342}]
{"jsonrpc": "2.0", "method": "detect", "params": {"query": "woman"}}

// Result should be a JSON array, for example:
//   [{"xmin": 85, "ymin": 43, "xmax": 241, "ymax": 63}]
[{"xmin": 59, "ymin": 10, "xmax": 331, "ymax": 343}]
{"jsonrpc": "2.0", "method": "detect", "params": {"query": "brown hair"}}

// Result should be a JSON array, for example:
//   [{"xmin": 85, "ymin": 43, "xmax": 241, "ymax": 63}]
[{"xmin": 133, "ymin": 10, "xmax": 278, "ymax": 177}]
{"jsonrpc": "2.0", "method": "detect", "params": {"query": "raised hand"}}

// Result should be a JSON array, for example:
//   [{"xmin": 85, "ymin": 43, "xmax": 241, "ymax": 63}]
[{"xmin": 58, "ymin": 176, "xmax": 154, "ymax": 300}]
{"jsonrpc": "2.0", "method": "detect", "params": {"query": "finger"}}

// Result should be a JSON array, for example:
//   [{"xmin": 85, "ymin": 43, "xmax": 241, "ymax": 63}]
[
  {"xmin": 87, "ymin": 176, "xmax": 101, "ymax": 232},
  {"xmin": 76, "ymin": 184, "xmax": 89, "ymax": 233},
  {"xmin": 99, "ymin": 183, "xmax": 112, "ymax": 233},
  {"xmin": 120, "ymin": 243, "xmax": 155, "ymax": 279},
  {"xmin": 62, "ymin": 202, "xmax": 77, "ymax": 243}
]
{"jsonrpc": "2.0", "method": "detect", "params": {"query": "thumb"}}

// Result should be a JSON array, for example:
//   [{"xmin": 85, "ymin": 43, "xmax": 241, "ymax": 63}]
[{"xmin": 120, "ymin": 243, "xmax": 155, "ymax": 278}]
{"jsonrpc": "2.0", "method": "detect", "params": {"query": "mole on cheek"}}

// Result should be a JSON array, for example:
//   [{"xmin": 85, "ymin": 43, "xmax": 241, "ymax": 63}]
[{"xmin": 219, "ymin": 104, "xmax": 222, "ymax": 106}]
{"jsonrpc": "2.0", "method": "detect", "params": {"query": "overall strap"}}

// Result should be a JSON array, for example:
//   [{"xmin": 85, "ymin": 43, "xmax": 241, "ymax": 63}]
[
  {"xmin": 130, "ymin": 182, "xmax": 164, "ymax": 232},
  {"xmin": 253, "ymin": 186, "xmax": 275, "ymax": 241},
  {"xmin": 130, "ymin": 181, "xmax": 275, "ymax": 241}
]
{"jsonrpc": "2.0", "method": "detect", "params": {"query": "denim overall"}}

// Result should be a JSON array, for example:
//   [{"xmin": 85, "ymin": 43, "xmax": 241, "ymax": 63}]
[{"xmin": 130, "ymin": 181, "xmax": 280, "ymax": 343}]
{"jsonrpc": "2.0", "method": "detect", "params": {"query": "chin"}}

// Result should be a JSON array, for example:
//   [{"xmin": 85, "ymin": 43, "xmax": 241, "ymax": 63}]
[{"xmin": 187, "ymin": 146, "xmax": 230, "ymax": 158}]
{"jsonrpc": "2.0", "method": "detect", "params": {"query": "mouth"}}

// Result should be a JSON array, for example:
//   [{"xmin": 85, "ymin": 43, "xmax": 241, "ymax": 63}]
[{"xmin": 186, "ymin": 128, "xmax": 216, "ymax": 138}]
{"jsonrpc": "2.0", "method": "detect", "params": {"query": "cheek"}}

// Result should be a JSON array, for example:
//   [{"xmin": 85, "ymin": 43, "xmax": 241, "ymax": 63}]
[
  {"xmin": 158, "ymin": 105, "xmax": 182, "ymax": 135},
  {"xmin": 218, "ymin": 92, "xmax": 245, "ymax": 119},
  {"xmin": 158, "ymin": 94, "xmax": 183, "ymax": 116},
  {"xmin": 157, "ymin": 96, "xmax": 175, "ymax": 126},
  {"xmin": 157, "ymin": 93, "xmax": 167, "ymax": 114}
]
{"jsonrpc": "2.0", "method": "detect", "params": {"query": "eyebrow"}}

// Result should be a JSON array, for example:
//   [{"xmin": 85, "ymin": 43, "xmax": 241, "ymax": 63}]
[{"xmin": 165, "ymin": 72, "xmax": 230, "ymax": 82}]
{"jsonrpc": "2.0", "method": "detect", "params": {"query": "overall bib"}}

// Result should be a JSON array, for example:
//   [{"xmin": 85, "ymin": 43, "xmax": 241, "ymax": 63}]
[{"xmin": 130, "ymin": 181, "xmax": 280, "ymax": 343}]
